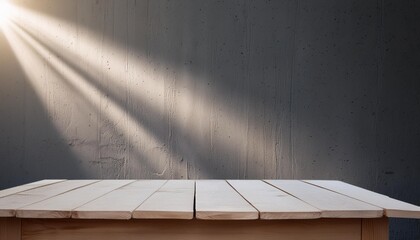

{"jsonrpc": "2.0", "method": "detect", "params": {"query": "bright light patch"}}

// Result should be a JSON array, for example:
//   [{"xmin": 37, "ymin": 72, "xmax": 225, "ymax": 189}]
[{"xmin": 0, "ymin": 0, "xmax": 12, "ymax": 28}]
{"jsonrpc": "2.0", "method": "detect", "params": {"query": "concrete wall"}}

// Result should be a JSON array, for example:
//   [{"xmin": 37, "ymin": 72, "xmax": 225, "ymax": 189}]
[{"xmin": 0, "ymin": 0, "xmax": 419, "ymax": 238}]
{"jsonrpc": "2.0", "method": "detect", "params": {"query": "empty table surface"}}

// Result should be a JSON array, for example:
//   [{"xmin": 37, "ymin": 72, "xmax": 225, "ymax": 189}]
[{"xmin": 0, "ymin": 179, "xmax": 419, "ymax": 220}]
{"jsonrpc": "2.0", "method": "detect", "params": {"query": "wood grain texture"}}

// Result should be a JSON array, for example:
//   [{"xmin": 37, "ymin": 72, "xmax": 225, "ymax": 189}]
[
  {"xmin": 0, "ymin": 180, "xmax": 65, "ymax": 198},
  {"xmin": 362, "ymin": 218, "xmax": 389, "ymax": 240},
  {"xmin": 133, "ymin": 180, "xmax": 195, "ymax": 219},
  {"xmin": 265, "ymin": 180, "xmax": 383, "ymax": 218},
  {"xmin": 228, "ymin": 180, "xmax": 321, "ymax": 219},
  {"xmin": 195, "ymin": 180, "xmax": 258, "ymax": 220},
  {"xmin": 72, "ymin": 180, "xmax": 166, "ymax": 219},
  {"xmin": 305, "ymin": 180, "xmax": 420, "ymax": 219},
  {"xmin": 0, "ymin": 180, "xmax": 98, "ymax": 217},
  {"xmin": 21, "ymin": 218, "xmax": 361, "ymax": 240},
  {"xmin": 0, "ymin": 218, "xmax": 21, "ymax": 240},
  {"xmin": 17, "ymin": 180, "xmax": 134, "ymax": 218}
]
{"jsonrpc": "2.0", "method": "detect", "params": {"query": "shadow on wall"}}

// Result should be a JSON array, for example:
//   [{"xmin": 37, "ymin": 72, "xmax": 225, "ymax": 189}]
[
  {"xmin": 2, "ymin": 1, "xmax": 416, "ymax": 182},
  {"xmin": 8, "ymin": 0, "xmax": 301, "ymax": 179},
  {"xmin": 0, "ymin": 29, "xmax": 86, "ymax": 189},
  {"xmin": 2, "ymin": 0, "xmax": 419, "ymax": 194},
  {"xmin": 6, "ymin": 0, "xmax": 391, "ymax": 181},
  {"xmin": 1, "ymin": 0, "xmax": 420, "ymax": 238}
]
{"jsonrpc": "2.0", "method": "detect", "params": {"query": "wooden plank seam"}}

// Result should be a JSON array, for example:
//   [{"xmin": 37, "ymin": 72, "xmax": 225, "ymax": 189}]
[
  {"xmin": 13, "ymin": 180, "xmax": 100, "ymax": 217},
  {"xmin": 193, "ymin": 181, "xmax": 197, "ymax": 219},
  {"xmin": 303, "ymin": 180, "xmax": 420, "ymax": 218},
  {"xmin": 71, "ymin": 180, "xmax": 138, "ymax": 218},
  {"xmin": 0, "ymin": 180, "xmax": 66, "ymax": 199},
  {"xmin": 262, "ymin": 180, "xmax": 323, "ymax": 214},
  {"xmin": 226, "ymin": 180, "xmax": 261, "ymax": 219},
  {"xmin": 303, "ymin": 181, "xmax": 388, "ymax": 209},
  {"xmin": 18, "ymin": 180, "xmax": 133, "ymax": 218},
  {"xmin": 131, "ymin": 180, "xmax": 169, "ymax": 218},
  {"xmin": 195, "ymin": 180, "xmax": 258, "ymax": 219},
  {"xmin": 264, "ymin": 180, "xmax": 384, "ymax": 218},
  {"xmin": 228, "ymin": 180, "xmax": 322, "ymax": 219}
]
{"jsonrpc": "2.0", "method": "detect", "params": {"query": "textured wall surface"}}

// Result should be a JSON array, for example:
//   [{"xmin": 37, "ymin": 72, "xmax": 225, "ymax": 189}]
[{"xmin": 0, "ymin": 0, "xmax": 419, "ymax": 238}]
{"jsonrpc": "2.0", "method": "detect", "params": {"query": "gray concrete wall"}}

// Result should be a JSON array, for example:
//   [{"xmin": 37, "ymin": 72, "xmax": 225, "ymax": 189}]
[{"xmin": 0, "ymin": 0, "xmax": 419, "ymax": 238}]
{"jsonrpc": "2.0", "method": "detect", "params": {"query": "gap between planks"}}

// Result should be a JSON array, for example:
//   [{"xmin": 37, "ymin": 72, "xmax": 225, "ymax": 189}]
[
  {"xmin": 0, "ymin": 180, "xmax": 99, "ymax": 217},
  {"xmin": 72, "ymin": 180, "xmax": 167, "ymax": 219},
  {"xmin": 304, "ymin": 180, "xmax": 420, "ymax": 219},
  {"xmin": 265, "ymin": 180, "xmax": 383, "ymax": 218},
  {"xmin": 0, "ymin": 180, "xmax": 66, "ymax": 198},
  {"xmin": 16, "ymin": 180, "xmax": 135, "ymax": 218},
  {"xmin": 195, "ymin": 180, "xmax": 258, "ymax": 220},
  {"xmin": 133, "ymin": 180, "xmax": 195, "ymax": 219},
  {"xmin": 227, "ymin": 180, "xmax": 321, "ymax": 219}
]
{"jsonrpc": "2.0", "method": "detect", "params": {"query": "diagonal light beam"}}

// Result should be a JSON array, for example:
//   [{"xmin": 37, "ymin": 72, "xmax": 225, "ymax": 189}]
[{"xmin": 8, "ymin": 20, "xmax": 178, "ymax": 178}]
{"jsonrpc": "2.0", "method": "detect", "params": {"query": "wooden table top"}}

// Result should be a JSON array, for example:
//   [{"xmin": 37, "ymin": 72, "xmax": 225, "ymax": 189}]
[{"xmin": 0, "ymin": 180, "xmax": 419, "ymax": 220}]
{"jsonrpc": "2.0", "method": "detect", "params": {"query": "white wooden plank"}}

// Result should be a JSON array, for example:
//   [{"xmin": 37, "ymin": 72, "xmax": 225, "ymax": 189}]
[
  {"xmin": 72, "ymin": 180, "xmax": 166, "ymax": 219},
  {"xmin": 0, "ymin": 180, "xmax": 98, "ymax": 217},
  {"xmin": 195, "ymin": 180, "xmax": 258, "ymax": 220},
  {"xmin": 305, "ymin": 180, "xmax": 420, "ymax": 219},
  {"xmin": 0, "ymin": 180, "xmax": 66, "ymax": 198},
  {"xmin": 17, "ymin": 180, "xmax": 134, "ymax": 218},
  {"xmin": 265, "ymin": 180, "xmax": 383, "ymax": 218},
  {"xmin": 133, "ymin": 180, "xmax": 195, "ymax": 219},
  {"xmin": 228, "ymin": 180, "xmax": 321, "ymax": 219}
]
